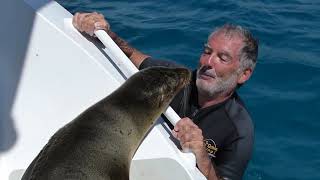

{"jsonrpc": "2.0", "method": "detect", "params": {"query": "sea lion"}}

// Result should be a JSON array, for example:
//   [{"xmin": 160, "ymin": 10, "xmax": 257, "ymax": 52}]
[{"xmin": 22, "ymin": 66, "xmax": 191, "ymax": 180}]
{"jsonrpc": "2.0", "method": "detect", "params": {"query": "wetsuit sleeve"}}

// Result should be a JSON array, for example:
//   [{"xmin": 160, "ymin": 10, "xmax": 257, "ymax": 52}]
[
  {"xmin": 138, "ymin": 57, "xmax": 183, "ymax": 70},
  {"xmin": 215, "ymin": 135, "xmax": 253, "ymax": 180},
  {"xmin": 215, "ymin": 98, "xmax": 254, "ymax": 180}
]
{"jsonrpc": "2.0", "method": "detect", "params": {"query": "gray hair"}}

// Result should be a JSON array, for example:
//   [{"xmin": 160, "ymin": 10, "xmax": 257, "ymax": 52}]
[{"xmin": 209, "ymin": 24, "xmax": 259, "ymax": 71}]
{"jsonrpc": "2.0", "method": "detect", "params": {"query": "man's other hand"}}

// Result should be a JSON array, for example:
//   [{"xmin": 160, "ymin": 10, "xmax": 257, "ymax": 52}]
[
  {"xmin": 173, "ymin": 117, "xmax": 215, "ymax": 178},
  {"xmin": 173, "ymin": 118, "xmax": 207, "ymax": 161}
]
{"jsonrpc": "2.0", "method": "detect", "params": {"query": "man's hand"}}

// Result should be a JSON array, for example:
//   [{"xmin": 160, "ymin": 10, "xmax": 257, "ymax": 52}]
[
  {"xmin": 72, "ymin": 12, "xmax": 110, "ymax": 36},
  {"xmin": 173, "ymin": 118, "xmax": 206, "ymax": 158},
  {"xmin": 173, "ymin": 117, "xmax": 218, "ymax": 179},
  {"xmin": 72, "ymin": 11, "xmax": 149, "ymax": 67}
]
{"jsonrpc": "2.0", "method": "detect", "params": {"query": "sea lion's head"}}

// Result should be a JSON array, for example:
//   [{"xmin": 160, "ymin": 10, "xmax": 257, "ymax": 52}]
[
  {"xmin": 109, "ymin": 66, "xmax": 191, "ymax": 163},
  {"xmin": 139, "ymin": 66, "xmax": 191, "ymax": 108},
  {"xmin": 117, "ymin": 66, "xmax": 191, "ymax": 116}
]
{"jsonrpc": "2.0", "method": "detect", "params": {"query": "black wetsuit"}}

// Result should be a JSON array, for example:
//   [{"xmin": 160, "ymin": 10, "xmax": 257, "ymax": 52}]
[{"xmin": 140, "ymin": 58, "xmax": 254, "ymax": 180}]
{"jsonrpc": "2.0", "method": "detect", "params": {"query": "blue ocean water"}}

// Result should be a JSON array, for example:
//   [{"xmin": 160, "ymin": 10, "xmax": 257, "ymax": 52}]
[{"xmin": 57, "ymin": 0, "xmax": 320, "ymax": 179}]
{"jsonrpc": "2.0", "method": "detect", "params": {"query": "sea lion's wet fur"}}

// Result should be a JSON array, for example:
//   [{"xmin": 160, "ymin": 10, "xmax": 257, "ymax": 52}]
[{"xmin": 22, "ymin": 67, "xmax": 191, "ymax": 180}]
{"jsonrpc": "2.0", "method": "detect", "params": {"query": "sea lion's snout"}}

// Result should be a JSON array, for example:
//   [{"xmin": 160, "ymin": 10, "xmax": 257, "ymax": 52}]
[
  {"xmin": 134, "ymin": 67, "xmax": 191, "ymax": 108},
  {"xmin": 158, "ymin": 67, "xmax": 191, "ymax": 103},
  {"xmin": 120, "ymin": 66, "xmax": 192, "ymax": 112}
]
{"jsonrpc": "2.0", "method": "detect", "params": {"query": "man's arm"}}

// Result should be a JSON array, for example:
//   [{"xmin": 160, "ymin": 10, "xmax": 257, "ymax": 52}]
[
  {"xmin": 72, "ymin": 12, "xmax": 150, "ymax": 68},
  {"xmin": 173, "ymin": 117, "xmax": 253, "ymax": 180}
]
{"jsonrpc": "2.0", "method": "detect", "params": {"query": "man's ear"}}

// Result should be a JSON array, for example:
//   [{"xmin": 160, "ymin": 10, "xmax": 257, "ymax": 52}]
[{"xmin": 237, "ymin": 68, "xmax": 252, "ymax": 84}]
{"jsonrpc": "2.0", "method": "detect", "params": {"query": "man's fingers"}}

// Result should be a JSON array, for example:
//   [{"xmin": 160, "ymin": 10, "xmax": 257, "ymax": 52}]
[
  {"xmin": 181, "ymin": 142, "xmax": 191, "ymax": 153},
  {"xmin": 176, "ymin": 118, "xmax": 198, "ymax": 129},
  {"xmin": 73, "ymin": 12, "xmax": 86, "ymax": 30},
  {"xmin": 172, "ymin": 128, "xmax": 178, "ymax": 138},
  {"xmin": 173, "ymin": 125, "xmax": 180, "ymax": 132},
  {"xmin": 179, "ymin": 127, "xmax": 202, "ymax": 143},
  {"xmin": 79, "ymin": 13, "xmax": 92, "ymax": 32},
  {"xmin": 179, "ymin": 132, "xmax": 191, "ymax": 142},
  {"xmin": 181, "ymin": 141, "xmax": 204, "ymax": 153},
  {"xmin": 173, "ymin": 116, "xmax": 205, "ymax": 159},
  {"xmin": 84, "ymin": 17, "xmax": 96, "ymax": 36},
  {"xmin": 72, "ymin": 12, "xmax": 95, "ymax": 31},
  {"xmin": 175, "ymin": 118, "xmax": 193, "ymax": 131},
  {"xmin": 74, "ymin": 12, "xmax": 110, "ymax": 36},
  {"xmin": 175, "ymin": 125, "xmax": 191, "ymax": 141},
  {"xmin": 72, "ymin": 12, "xmax": 79, "ymax": 29},
  {"xmin": 94, "ymin": 21, "xmax": 110, "ymax": 31}
]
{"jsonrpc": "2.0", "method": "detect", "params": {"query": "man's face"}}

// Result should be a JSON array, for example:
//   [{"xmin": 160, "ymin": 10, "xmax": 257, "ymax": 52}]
[{"xmin": 196, "ymin": 32, "xmax": 243, "ymax": 97}]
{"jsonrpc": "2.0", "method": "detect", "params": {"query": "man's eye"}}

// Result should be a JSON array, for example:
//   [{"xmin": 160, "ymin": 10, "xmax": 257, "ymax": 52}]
[
  {"xmin": 204, "ymin": 48, "xmax": 211, "ymax": 54},
  {"xmin": 219, "ymin": 54, "xmax": 230, "ymax": 62}
]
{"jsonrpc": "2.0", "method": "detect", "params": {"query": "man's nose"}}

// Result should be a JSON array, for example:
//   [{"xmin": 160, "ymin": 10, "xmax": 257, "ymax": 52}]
[{"xmin": 203, "ymin": 53, "xmax": 217, "ymax": 66}]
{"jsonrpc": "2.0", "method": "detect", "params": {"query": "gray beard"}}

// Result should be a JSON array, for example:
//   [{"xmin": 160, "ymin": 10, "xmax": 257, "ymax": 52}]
[{"xmin": 196, "ymin": 71, "xmax": 238, "ymax": 98}]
